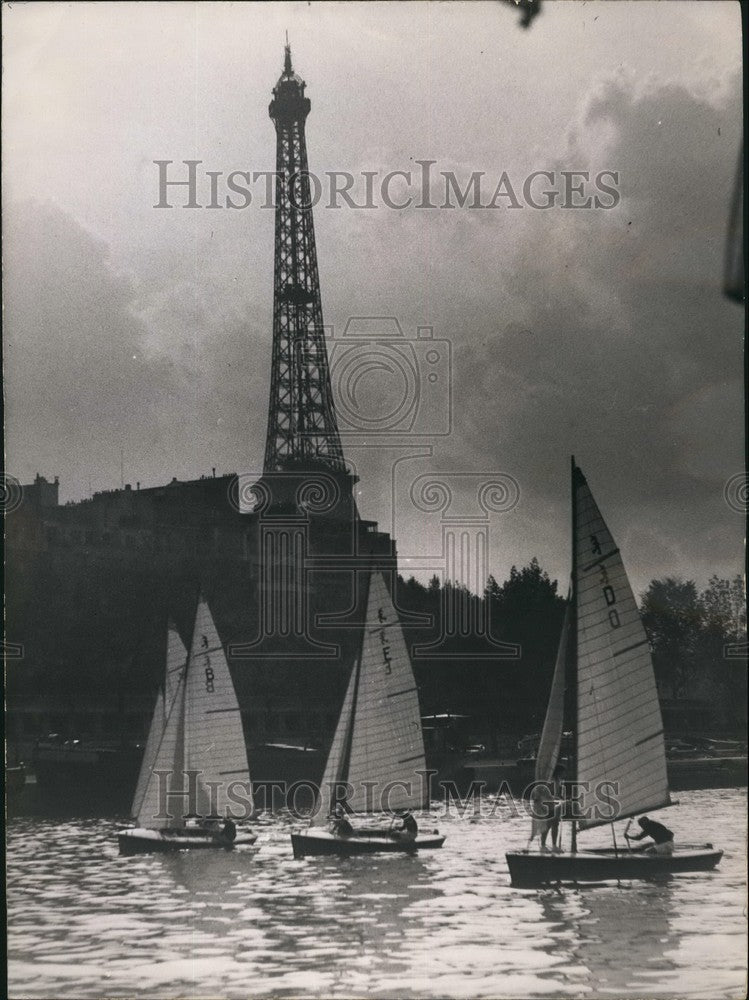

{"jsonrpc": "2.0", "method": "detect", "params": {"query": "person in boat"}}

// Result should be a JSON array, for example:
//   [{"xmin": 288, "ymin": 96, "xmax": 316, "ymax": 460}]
[
  {"xmin": 218, "ymin": 818, "xmax": 236, "ymax": 844},
  {"xmin": 392, "ymin": 810, "xmax": 418, "ymax": 842},
  {"xmin": 625, "ymin": 816, "xmax": 675, "ymax": 855},
  {"xmin": 330, "ymin": 803, "xmax": 354, "ymax": 838},
  {"xmin": 528, "ymin": 763, "xmax": 565, "ymax": 853}
]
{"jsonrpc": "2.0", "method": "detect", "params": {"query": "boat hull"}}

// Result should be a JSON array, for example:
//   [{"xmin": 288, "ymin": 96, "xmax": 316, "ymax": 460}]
[
  {"xmin": 118, "ymin": 828, "xmax": 258, "ymax": 856},
  {"xmin": 291, "ymin": 829, "xmax": 446, "ymax": 858},
  {"xmin": 6, "ymin": 764, "xmax": 27, "ymax": 801},
  {"xmin": 506, "ymin": 846, "xmax": 723, "ymax": 886}
]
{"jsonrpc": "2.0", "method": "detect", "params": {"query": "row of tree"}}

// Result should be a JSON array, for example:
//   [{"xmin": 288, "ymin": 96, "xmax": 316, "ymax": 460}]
[
  {"xmin": 395, "ymin": 561, "xmax": 747, "ymax": 742},
  {"xmin": 641, "ymin": 575, "xmax": 747, "ymax": 731}
]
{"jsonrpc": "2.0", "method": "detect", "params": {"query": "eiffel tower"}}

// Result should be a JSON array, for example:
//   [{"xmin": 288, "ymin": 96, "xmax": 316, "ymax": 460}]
[
  {"xmin": 238, "ymin": 40, "xmax": 396, "ymax": 677},
  {"xmin": 264, "ymin": 39, "xmax": 347, "ymax": 478}
]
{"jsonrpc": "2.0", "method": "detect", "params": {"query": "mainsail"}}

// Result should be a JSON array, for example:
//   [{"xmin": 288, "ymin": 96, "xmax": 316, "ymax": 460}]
[
  {"xmin": 184, "ymin": 597, "xmax": 253, "ymax": 819},
  {"xmin": 572, "ymin": 464, "xmax": 670, "ymax": 829},
  {"xmin": 313, "ymin": 570, "xmax": 428, "ymax": 824},
  {"xmin": 164, "ymin": 621, "xmax": 186, "ymax": 709},
  {"xmin": 131, "ymin": 623, "xmax": 187, "ymax": 820},
  {"xmin": 313, "ymin": 652, "xmax": 359, "ymax": 826},
  {"xmin": 534, "ymin": 601, "xmax": 569, "ymax": 784},
  {"xmin": 134, "ymin": 598, "xmax": 252, "ymax": 829},
  {"xmin": 136, "ymin": 666, "xmax": 187, "ymax": 829},
  {"xmin": 132, "ymin": 690, "xmax": 165, "ymax": 820}
]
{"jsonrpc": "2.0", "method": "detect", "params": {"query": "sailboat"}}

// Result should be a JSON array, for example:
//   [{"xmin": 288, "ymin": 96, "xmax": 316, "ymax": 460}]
[
  {"xmin": 291, "ymin": 569, "xmax": 445, "ymax": 857},
  {"xmin": 118, "ymin": 597, "xmax": 257, "ymax": 855},
  {"xmin": 506, "ymin": 459, "xmax": 722, "ymax": 885}
]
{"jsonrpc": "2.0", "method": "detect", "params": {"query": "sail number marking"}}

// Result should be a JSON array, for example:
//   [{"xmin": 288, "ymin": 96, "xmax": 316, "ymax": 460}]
[
  {"xmin": 200, "ymin": 634, "xmax": 220, "ymax": 692},
  {"xmin": 376, "ymin": 607, "xmax": 392, "ymax": 674},
  {"xmin": 590, "ymin": 535, "xmax": 620, "ymax": 629}
]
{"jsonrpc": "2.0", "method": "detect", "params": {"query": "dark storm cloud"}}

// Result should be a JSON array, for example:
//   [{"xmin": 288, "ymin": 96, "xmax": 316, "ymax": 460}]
[
  {"xmin": 447, "ymin": 72, "xmax": 743, "ymax": 590},
  {"xmin": 4, "ymin": 201, "xmax": 174, "ymax": 489},
  {"xmin": 3, "ymin": 201, "xmax": 268, "ymax": 492}
]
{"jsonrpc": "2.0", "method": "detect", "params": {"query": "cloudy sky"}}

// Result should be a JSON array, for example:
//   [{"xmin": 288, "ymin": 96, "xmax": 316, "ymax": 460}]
[{"xmin": 3, "ymin": 1, "xmax": 743, "ymax": 596}]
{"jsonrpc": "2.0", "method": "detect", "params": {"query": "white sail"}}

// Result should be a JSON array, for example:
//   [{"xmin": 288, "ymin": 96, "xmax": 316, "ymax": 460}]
[
  {"xmin": 573, "ymin": 466, "xmax": 670, "ymax": 829},
  {"xmin": 131, "ymin": 689, "xmax": 165, "ymax": 819},
  {"xmin": 313, "ymin": 571, "xmax": 428, "ymax": 821},
  {"xmin": 136, "ymin": 669, "xmax": 187, "ymax": 829},
  {"xmin": 535, "ymin": 601, "xmax": 569, "ymax": 784},
  {"xmin": 312, "ymin": 655, "xmax": 359, "ymax": 826},
  {"xmin": 345, "ymin": 572, "xmax": 428, "ymax": 814},
  {"xmin": 184, "ymin": 597, "xmax": 253, "ymax": 819},
  {"xmin": 131, "ymin": 623, "xmax": 187, "ymax": 819},
  {"xmin": 164, "ymin": 621, "xmax": 187, "ymax": 711}
]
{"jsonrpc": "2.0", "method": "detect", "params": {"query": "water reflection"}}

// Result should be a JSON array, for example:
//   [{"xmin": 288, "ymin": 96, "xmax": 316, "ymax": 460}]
[
  {"xmin": 535, "ymin": 879, "xmax": 676, "ymax": 996},
  {"xmin": 263, "ymin": 853, "xmax": 442, "ymax": 997},
  {"xmin": 6, "ymin": 790, "xmax": 747, "ymax": 999}
]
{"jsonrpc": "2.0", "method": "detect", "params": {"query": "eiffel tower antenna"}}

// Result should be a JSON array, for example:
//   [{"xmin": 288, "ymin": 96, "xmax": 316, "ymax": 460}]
[{"xmin": 264, "ymin": 41, "xmax": 347, "ymax": 475}]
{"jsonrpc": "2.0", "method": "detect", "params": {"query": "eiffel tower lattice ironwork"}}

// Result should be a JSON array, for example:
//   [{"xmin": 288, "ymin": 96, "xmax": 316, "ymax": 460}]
[{"xmin": 264, "ymin": 40, "xmax": 346, "ymax": 475}]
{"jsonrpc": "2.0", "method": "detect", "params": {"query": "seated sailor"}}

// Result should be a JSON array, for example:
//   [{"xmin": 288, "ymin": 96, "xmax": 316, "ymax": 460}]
[
  {"xmin": 217, "ymin": 817, "xmax": 237, "ymax": 843},
  {"xmin": 625, "ymin": 816, "xmax": 675, "ymax": 855},
  {"xmin": 330, "ymin": 802, "xmax": 354, "ymax": 838},
  {"xmin": 392, "ymin": 810, "xmax": 418, "ymax": 841}
]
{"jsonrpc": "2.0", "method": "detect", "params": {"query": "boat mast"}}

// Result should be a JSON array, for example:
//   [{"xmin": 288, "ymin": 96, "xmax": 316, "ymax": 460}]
[{"xmin": 569, "ymin": 455, "xmax": 578, "ymax": 853}]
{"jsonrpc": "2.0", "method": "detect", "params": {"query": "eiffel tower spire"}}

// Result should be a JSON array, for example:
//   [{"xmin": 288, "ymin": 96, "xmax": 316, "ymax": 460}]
[{"xmin": 264, "ymin": 41, "xmax": 346, "ymax": 475}]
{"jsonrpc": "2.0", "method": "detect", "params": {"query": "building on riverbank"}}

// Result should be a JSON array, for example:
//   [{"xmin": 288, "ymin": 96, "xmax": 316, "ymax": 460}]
[{"xmin": 5, "ymin": 469, "xmax": 394, "ymax": 756}]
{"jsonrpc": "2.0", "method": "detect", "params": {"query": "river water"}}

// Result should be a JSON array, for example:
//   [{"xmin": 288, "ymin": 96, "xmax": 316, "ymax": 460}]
[{"xmin": 7, "ymin": 788, "xmax": 747, "ymax": 999}]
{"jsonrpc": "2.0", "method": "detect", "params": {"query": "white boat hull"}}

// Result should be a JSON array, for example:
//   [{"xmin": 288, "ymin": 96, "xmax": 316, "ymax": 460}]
[{"xmin": 118, "ymin": 827, "xmax": 257, "ymax": 855}]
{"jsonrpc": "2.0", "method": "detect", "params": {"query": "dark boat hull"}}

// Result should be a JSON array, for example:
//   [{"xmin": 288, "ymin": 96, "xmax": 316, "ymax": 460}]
[
  {"xmin": 291, "ymin": 829, "xmax": 446, "ymax": 858},
  {"xmin": 118, "ymin": 828, "xmax": 258, "ymax": 856},
  {"xmin": 506, "ymin": 846, "xmax": 723, "ymax": 886},
  {"xmin": 6, "ymin": 765, "xmax": 27, "ymax": 801}
]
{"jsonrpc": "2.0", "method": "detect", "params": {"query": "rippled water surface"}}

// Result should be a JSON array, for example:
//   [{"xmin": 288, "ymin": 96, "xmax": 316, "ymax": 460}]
[{"xmin": 7, "ymin": 788, "xmax": 747, "ymax": 998}]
